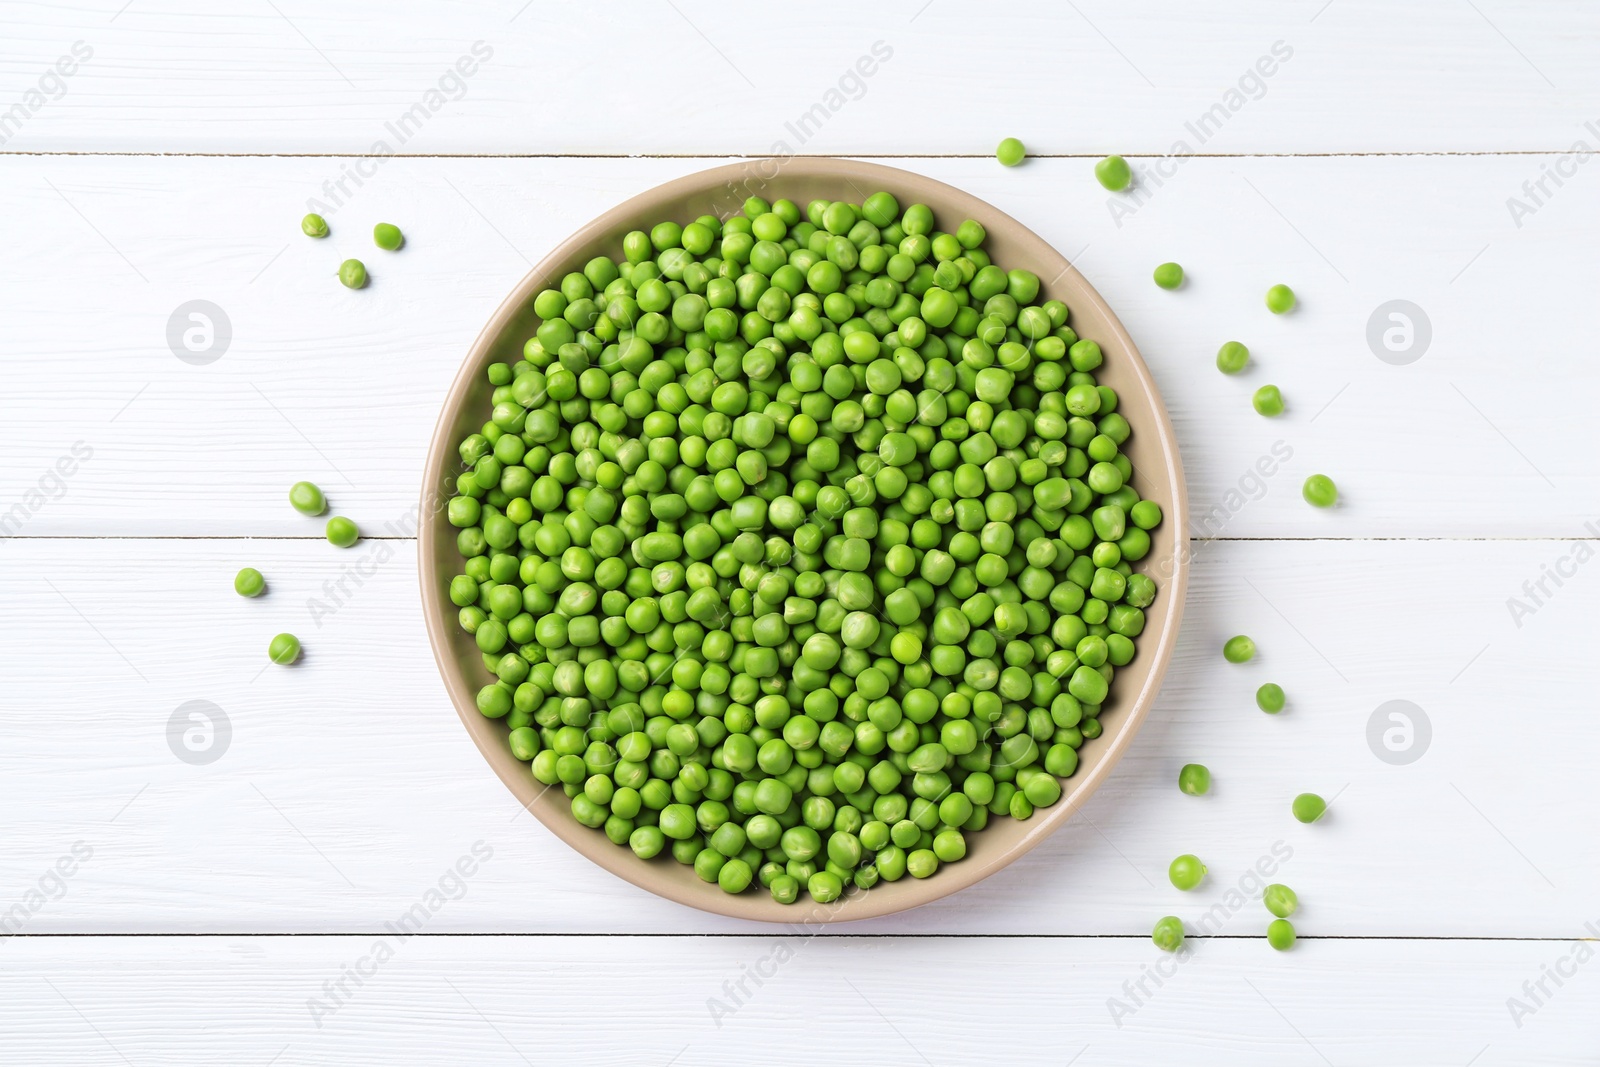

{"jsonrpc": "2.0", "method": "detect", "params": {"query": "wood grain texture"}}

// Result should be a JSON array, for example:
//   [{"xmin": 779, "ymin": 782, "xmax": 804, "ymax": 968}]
[
  {"xmin": 1, "ymin": 536, "xmax": 1590, "ymax": 937},
  {"xmin": 3, "ymin": 0, "xmax": 1598, "ymax": 154},
  {"xmin": 3, "ymin": 4, "xmax": 1595, "ymax": 1060},
  {"xmin": 2, "ymin": 935, "xmax": 1594, "ymax": 1065},
  {"xmin": 1, "ymin": 153, "xmax": 1595, "ymax": 538}
]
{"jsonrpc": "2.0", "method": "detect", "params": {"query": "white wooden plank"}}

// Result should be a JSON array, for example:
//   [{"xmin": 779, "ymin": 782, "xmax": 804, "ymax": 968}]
[
  {"xmin": 2, "ymin": 934, "xmax": 1594, "ymax": 1065},
  {"xmin": 0, "ymin": 536, "xmax": 1589, "ymax": 936},
  {"xmin": 0, "ymin": 153, "xmax": 1593, "ymax": 538},
  {"xmin": 3, "ymin": 0, "xmax": 1598, "ymax": 154}
]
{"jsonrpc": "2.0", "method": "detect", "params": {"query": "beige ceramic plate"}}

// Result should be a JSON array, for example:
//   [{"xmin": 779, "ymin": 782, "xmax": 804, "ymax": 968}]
[{"xmin": 420, "ymin": 159, "xmax": 1189, "ymax": 923}]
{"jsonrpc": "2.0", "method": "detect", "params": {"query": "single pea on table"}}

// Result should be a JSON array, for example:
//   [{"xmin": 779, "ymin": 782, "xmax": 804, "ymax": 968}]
[
  {"xmin": 1095, "ymin": 155, "xmax": 1132, "ymax": 192},
  {"xmin": 234, "ymin": 567, "xmax": 265, "ymax": 598},
  {"xmin": 268, "ymin": 633, "xmax": 301, "ymax": 665},
  {"xmin": 1178, "ymin": 763, "xmax": 1211, "ymax": 796}
]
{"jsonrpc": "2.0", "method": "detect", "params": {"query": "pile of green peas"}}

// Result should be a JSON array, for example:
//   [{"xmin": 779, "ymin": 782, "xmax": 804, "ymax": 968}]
[{"xmin": 444, "ymin": 190, "xmax": 1163, "ymax": 905}]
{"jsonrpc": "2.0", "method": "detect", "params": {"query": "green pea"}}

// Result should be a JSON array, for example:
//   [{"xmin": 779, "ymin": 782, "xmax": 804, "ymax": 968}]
[
  {"xmin": 373, "ymin": 222, "xmax": 404, "ymax": 251},
  {"xmin": 301, "ymin": 213, "xmax": 328, "ymax": 238},
  {"xmin": 1253, "ymin": 384, "xmax": 1284, "ymax": 416},
  {"xmin": 325, "ymin": 516, "xmax": 359, "ymax": 548},
  {"xmin": 1094, "ymin": 155, "xmax": 1132, "ymax": 191},
  {"xmin": 1216, "ymin": 341, "xmax": 1249, "ymax": 375},
  {"xmin": 338, "ymin": 259, "xmax": 368, "ymax": 289},
  {"xmin": 1267, "ymin": 917, "xmax": 1296, "ymax": 950},
  {"xmin": 1168, "ymin": 853, "xmax": 1206, "ymax": 891},
  {"xmin": 1291, "ymin": 792, "xmax": 1327, "ymax": 824},
  {"xmin": 1223, "ymin": 635, "xmax": 1255, "ymax": 663},
  {"xmin": 1302, "ymin": 474, "xmax": 1338, "ymax": 508},
  {"xmin": 1152, "ymin": 262, "xmax": 1183, "ymax": 290},
  {"xmin": 1177, "ymin": 763, "xmax": 1210, "ymax": 796},
  {"xmin": 1152, "ymin": 915, "xmax": 1184, "ymax": 952},
  {"xmin": 1264, "ymin": 883, "xmax": 1298, "ymax": 918},
  {"xmin": 996, "ymin": 137, "xmax": 1026, "ymax": 167},
  {"xmin": 268, "ymin": 632, "xmax": 301, "ymax": 665},
  {"xmin": 1265, "ymin": 284, "xmax": 1296, "ymax": 314},
  {"xmin": 1256, "ymin": 683, "xmax": 1286, "ymax": 713},
  {"xmin": 289, "ymin": 481, "xmax": 326, "ymax": 516},
  {"xmin": 234, "ymin": 567, "xmax": 265, "ymax": 597}
]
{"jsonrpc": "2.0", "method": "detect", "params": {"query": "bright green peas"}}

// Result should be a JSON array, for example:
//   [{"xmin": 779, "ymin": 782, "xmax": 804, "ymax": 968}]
[
  {"xmin": 629, "ymin": 825, "xmax": 666, "ymax": 859},
  {"xmin": 268, "ymin": 632, "xmax": 301, "ymax": 665},
  {"xmin": 807, "ymin": 870, "xmax": 843, "ymax": 903},
  {"xmin": 1266, "ymin": 284, "xmax": 1296, "ymax": 314},
  {"xmin": 234, "ymin": 567, "xmax": 265, "ymax": 597},
  {"xmin": 373, "ymin": 222, "xmax": 404, "ymax": 251},
  {"xmin": 1223, "ymin": 635, "xmax": 1256, "ymax": 663},
  {"xmin": 1129, "ymin": 500, "xmax": 1162, "ymax": 530},
  {"xmin": 1168, "ymin": 853, "xmax": 1206, "ymax": 891},
  {"xmin": 1264, "ymin": 883, "xmax": 1299, "ymax": 918},
  {"xmin": 1253, "ymin": 384, "xmax": 1285, "ymax": 416},
  {"xmin": 1086, "ymin": 462, "xmax": 1123, "ymax": 494},
  {"xmin": 325, "ymin": 516, "xmax": 359, "ymax": 548},
  {"xmin": 1268, "ymin": 918, "xmax": 1297, "ymax": 950},
  {"xmin": 1068, "ymin": 665, "xmax": 1108, "ymax": 705},
  {"xmin": 338, "ymin": 259, "xmax": 367, "ymax": 289},
  {"xmin": 932, "ymin": 829, "xmax": 966, "ymax": 862},
  {"xmin": 1178, "ymin": 763, "xmax": 1211, "ymax": 796},
  {"xmin": 1292, "ymin": 792, "xmax": 1327, "ymax": 823},
  {"xmin": 996, "ymin": 137, "xmax": 1026, "ymax": 167},
  {"xmin": 659, "ymin": 803, "xmax": 697, "ymax": 840},
  {"xmin": 1152, "ymin": 916, "xmax": 1185, "ymax": 952},
  {"xmin": 1020, "ymin": 772, "xmax": 1061, "ymax": 808},
  {"xmin": 1086, "ymin": 150, "xmax": 1131, "ymax": 188},
  {"xmin": 1152, "ymin": 262, "xmax": 1184, "ymax": 290},
  {"xmin": 907, "ymin": 849, "xmax": 939, "ymax": 879},
  {"xmin": 1256, "ymin": 683, "xmax": 1286, "ymax": 713},
  {"xmin": 769, "ymin": 873, "xmax": 801, "ymax": 904},
  {"xmin": 1065, "ymin": 383, "xmax": 1101, "ymax": 417},
  {"xmin": 718, "ymin": 858, "xmax": 753, "ymax": 893},
  {"xmin": 301, "ymin": 213, "xmax": 328, "ymax": 238},
  {"xmin": 1216, "ymin": 341, "xmax": 1250, "ymax": 374},
  {"xmin": 1303, "ymin": 474, "xmax": 1338, "ymax": 508},
  {"xmin": 289, "ymin": 481, "xmax": 326, "ymax": 516}
]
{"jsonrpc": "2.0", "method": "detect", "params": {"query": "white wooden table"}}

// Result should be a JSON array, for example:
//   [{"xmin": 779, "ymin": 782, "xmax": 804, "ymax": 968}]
[{"xmin": 3, "ymin": 1, "xmax": 1596, "ymax": 1062}]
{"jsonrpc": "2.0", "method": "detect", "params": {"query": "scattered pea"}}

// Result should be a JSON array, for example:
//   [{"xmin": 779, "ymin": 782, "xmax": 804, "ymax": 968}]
[
  {"xmin": 1291, "ymin": 793, "xmax": 1327, "ymax": 824},
  {"xmin": 1256, "ymin": 683, "xmax": 1286, "ymax": 714},
  {"xmin": 301, "ymin": 213, "xmax": 328, "ymax": 238},
  {"xmin": 1152, "ymin": 915, "xmax": 1185, "ymax": 952},
  {"xmin": 1267, "ymin": 917, "xmax": 1297, "ymax": 950},
  {"xmin": 374, "ymin": 223, "xmax": 404, "ymax": 251},
  {"xmin": 1302, "ymin": 474, "xmax": 1337, "ymax": 508},
  {"xmin": 1223, "ymin": 635, "xmax": 1256, "ymax": 663},
  {"xmin": 234, "ymin": 567, "xmax": 266, "ymax": 598},
  {"xmin": 288, "ymin": 481, "xmax": 326, "ymax": 516},
  {"xmin": 996, "ymin": 137, "xmax": 1026, "ymax": 167},
  {"xmin": 1263, "ymin": 883, "xmax": 1298, "ymax": 918},
  {"xmin": 1169, "ymin": 854, "xmax": 1207, "ymax": 891},
  {"xmin": 1252, "ymin": 384, "xmax": 1284, "ymax": 416},
  {"xmin": 1095, "ymin": 155, "xmax": 1132, "ymax": 191},
  {"xmin": 1178, "ymin": 763, "xmax": 1211, "ymax": 796},
  {"xmin": 1266, "ymin": 284, "xmax": 1296, "ymax": 314},
  {"xmin": 1216, "ymin": 341, "xmax": 1249, "ymax": 375},
  {"xmin": 268, "ymin": 632, "xmax": 301, "ymax": 665},
  {"xmin": 1152, "ymin": 262, "xmax": 1184, "ymax": 290},
  {"xmin": 339, "ymin": 259, "xmax": 368, "ymax": 289},
  {"xmin": 325, "ymin": 516, "xmax": 359, "ymax": 548}
]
